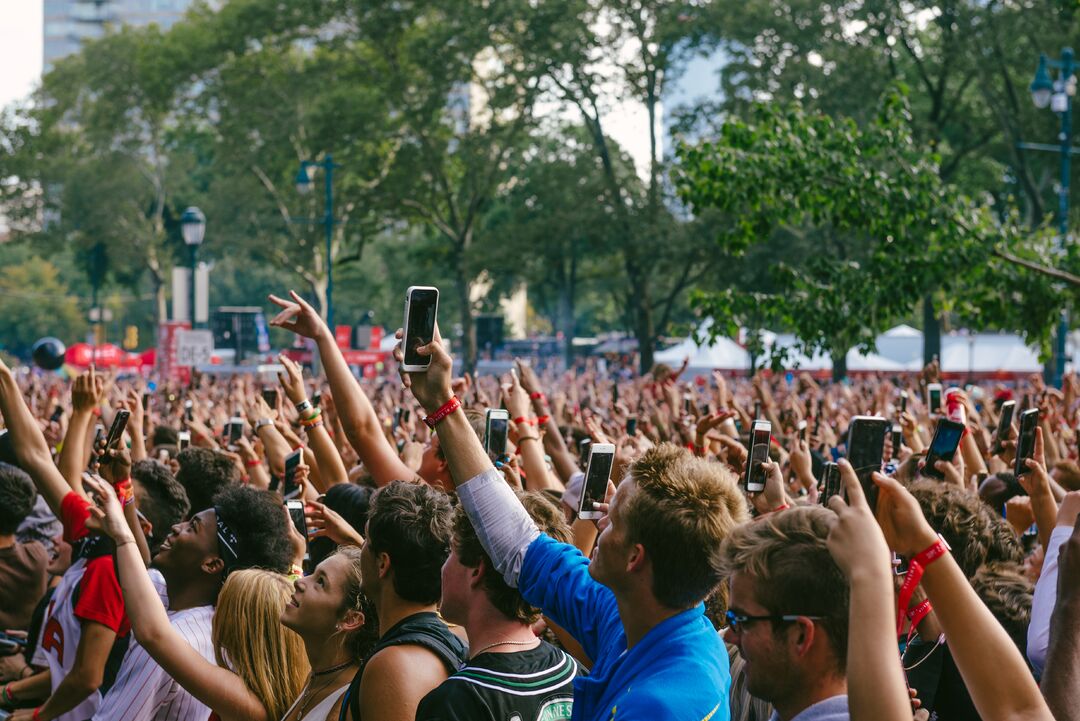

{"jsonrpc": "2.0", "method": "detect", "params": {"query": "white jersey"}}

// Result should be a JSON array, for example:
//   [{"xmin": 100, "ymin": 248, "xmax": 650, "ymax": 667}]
[{"xmin": 92, "ymin": 598, "xmax": 215, "ymax": 721}]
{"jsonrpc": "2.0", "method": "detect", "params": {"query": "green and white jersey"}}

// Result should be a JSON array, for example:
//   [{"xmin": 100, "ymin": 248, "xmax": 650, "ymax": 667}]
[{"xmin": 415, "ymin": 641, "xmax": 580, "ymax": 721}]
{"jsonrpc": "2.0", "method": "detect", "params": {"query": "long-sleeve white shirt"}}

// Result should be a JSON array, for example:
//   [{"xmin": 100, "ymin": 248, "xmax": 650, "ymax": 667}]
[{"xmin": 1027, "ymin": 524, "xmax": 1073, "ymax": 675}]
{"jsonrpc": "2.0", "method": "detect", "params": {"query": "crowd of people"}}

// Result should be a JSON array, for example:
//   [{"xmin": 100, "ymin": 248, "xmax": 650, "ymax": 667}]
[{"xmin": 0, "ymin": 288, "xmax": 1076, "ymax": 721}]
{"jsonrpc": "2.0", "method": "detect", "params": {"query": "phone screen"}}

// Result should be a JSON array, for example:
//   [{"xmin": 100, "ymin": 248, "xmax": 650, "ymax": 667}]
[
  {"xmin": 262, "ymin": 388, "xmax": 278, "ymax": 409},
  {"xmin": 579, "ymin": 446, "xmax": 615, "ymax": 515},
  {"xmin": 745, "ymin": 423, "xmax": 771, "ymax": 492},
  {"xmin": 1014, "ymin": 409, "xmax": 1040, "ymax": 476},
  {"xmin": 142, "ymin": 393, "xmax": 150, "ymax": 411},
  {"xmin": 486, "ymin": 415, "xmax": 509, "ymax": 458},
  {"xmin": 178, "ymin": 431, "xmax": 190, "ymax": 451},
  {"xmin": 105, "ymin": 410, "xmax": 130, "ymax": 452},
  {"xmin": 995, "ymin": 401, "xmax": 1016, "ymax": 452},
  {"xmin": 923, "ymin": 419, "xmax": 965, "ymax": 479},
  {"xmin": 626, "ymin": 417, "xmax": 638, "ymax": 437},
  {"xmin": 312, "ymin": 391, "xmax": 322, "ymax": 408},
  {"xmin": 404, "ymin": 288, "xmax": 438, "ymax": 367},
  {"xmin": 820, "ymin": 462, "xmax": 841, "ymax": 505},
  {"xmin": 50, "ymin": 405, "xmax": 64, "ymax": 424},
  {"xmin": 283, "ymin": 450, "xmax": 302, "ymax": 499},
  {"xmin": 228, "ymin": 419, "xmax": 243, "ymax": 444},
  {"xmin": 899, "ymin": 391, "xmax": 908, "ymax": 414},
  {"xmin": 929, "ymin": 388, "xmax": 942, "ymax": 414},
  {"xmin": 286, "ymin": 501, "xmax": 307, "ymax": 540},
  {"xmin": 847, "ymin": 417, "xmax": 888, "ymax": 511}
]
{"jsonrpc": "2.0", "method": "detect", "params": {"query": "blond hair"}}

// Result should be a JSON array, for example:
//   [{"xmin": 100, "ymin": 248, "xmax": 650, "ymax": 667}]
[
  {"xmin": 622, "ymin": 443, "xmax": 749, "ymax": 608},
  {"xmin": 213, "ymin": 569, "xmax": 309, "ymax": 721}
]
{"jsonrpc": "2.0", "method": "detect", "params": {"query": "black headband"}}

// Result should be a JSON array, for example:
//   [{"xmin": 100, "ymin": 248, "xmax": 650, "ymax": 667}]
[{"xmin": 213, "ymin": 506, "xmax": 241, "ymax": 578}]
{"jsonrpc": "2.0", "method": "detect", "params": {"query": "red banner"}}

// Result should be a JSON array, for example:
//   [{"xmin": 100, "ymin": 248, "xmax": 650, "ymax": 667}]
[{"xmin": 335, "ymin": 325, "xmax": 352, "ymax": 350}]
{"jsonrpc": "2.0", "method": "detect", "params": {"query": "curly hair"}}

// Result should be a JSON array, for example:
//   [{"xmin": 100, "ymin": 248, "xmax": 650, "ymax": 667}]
[
  {"xmin": 131, "ymin": 460, "xmax": 190, "ymax": 552},
  {"xmin": 623, "ymin": 443, "xmax": 749, "ymax": 609},
  {"xmin": 971, "ymin": 563, "xmax": 1033, "ymax": 659},
  {"xmin": 453, "ymin": 490, "xmax": 572, "ymax": 624},
  {"xmin": 0, "ymin": 462, "xmax": 35, "ymax": 535},
  {"xmin": 366, "ymin": 481, "xmax": 454, "ymax": 605},
  {"xmin": 909, "ymin": 481, "xmax": 1020, "ymax": 578},
  {"xmin": 333, "ymin": 546, "xmax": 380, "ymax": 659},
  {"xmin": 177, "ymin": 447, "xmax": 240, "ymax": 516},
  {"xmin": 212, "ymin": 485, "xmax": 293, "ymax": 574},
  {"xmin": 719, "ymin": 506, "xmax": 849, "ymax": 672}
]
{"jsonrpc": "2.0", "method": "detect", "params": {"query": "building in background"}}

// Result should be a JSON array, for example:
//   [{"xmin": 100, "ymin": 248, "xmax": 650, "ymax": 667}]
[{"xmin": 43, "ymin": 0, "xmax": 194, "ymax": 69}]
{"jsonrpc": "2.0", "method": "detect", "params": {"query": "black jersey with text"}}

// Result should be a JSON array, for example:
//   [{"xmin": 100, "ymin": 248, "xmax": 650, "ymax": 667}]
[{"xmin": 415, "ymin": 641, "xmax": 579, "ymax": 721}]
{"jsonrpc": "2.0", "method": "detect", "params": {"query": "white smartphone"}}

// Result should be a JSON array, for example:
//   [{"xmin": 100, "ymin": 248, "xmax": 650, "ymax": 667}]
[
  {"xmin": 927, "ymin": 383, "xmax": 943, "ymax": 415},
  {"xmin": 744, "ymin": 420, "xmax": 772, "ymax": 493},
  {"xmin": 178, "ymin": 430, "xmax": 191, "ymax": 451},
  {"xmin": 402, "ymin": 286, "xmax": 440, "ymax": 372},
  {"xmin": 285, "ymin": 499, "xmax": 309, "ymax": 561},
  {"xmin": 578, "ymin": 442, "xmax": 615, "ymax": 520},
  {"xmin": 485, "ymin": 408, "xmax": 510, "ymax": 460}
]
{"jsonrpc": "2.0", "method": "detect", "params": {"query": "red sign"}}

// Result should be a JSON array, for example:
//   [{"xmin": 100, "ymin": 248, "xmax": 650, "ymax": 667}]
[
  {"xmin": 281, "ymin": 348, "xmax": 386, "ymax": 366},
  {"xmin": 335, "ymin": 325, "xmax": 352, "ymax": 350},
  {"xmin": 158, "ymin": 321, "xmax": 191, "ymax": 383},
  {"xmin": 369, "ymin": 326, "xmax": 383, "ymax": 350}
]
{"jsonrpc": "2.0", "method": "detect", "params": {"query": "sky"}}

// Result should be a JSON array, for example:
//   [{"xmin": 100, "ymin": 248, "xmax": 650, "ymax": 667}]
[{"xmin": 0, "ymin": 0, "xmax": 43, "ymax": 111}]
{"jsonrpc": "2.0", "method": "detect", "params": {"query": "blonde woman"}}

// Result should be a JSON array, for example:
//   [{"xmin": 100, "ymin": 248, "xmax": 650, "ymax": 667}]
[{"xmin": 83, "ymin": 476, "xmax": 309, "ymax": 721}]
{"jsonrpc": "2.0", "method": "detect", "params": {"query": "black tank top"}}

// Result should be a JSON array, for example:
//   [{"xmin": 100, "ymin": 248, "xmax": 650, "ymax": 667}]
[{"xmin": 338, "ymin": 612, "xmax": 467, "ymax": 721}]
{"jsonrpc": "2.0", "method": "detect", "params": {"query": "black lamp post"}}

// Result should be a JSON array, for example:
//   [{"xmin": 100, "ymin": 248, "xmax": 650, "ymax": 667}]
[
  {"xmin": 295, "ymin": 155, "xmax": 340, "ymax": 328},
  {"xmin": 180, "ymin": 206, "xmax": 206, "ymax": 328}
]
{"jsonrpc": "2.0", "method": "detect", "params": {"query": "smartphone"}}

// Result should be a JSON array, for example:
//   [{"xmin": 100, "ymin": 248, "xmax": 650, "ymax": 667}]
[
  {"xmin": 927, "ymin": 383, "xmax": 943, "ymax": 414},
  {"xmin": 891, "ymin": 423, "xmax": 903, "ymax": 457},
  {"xmin": 626, "ymin": 417, "xmax": 638, "ymax": 437},
  {"xmin": 744, "ymin": 420, "xmax": 772, "ymax": 493},
  {"xmin": 286, "ymin": 499, "xmax": 307, "ymax": 543},
  {"xmin": 0, "ymin": 632, "xmax": 27, "ymax": 655},
  {"xmin": 104, "ymin": 409, "xmax": 130, "ymax": 452},
  {"xmin": 312, "ymin": 390, "xmax": 322, "ymax": 408},
  {"xmin": 141, "ymin": 392, "xmax": 150, "ymax": 411},
  {"xmin": 994, "ymin": 400, "xmax": 1016, "ymax": 454},
  {"xmin": 797, "ymin": 419, "xmax": 808, "ymax": 443},
  {"xmin": 578, "ymin": 437, "xmax": 591, "ymax": 459},
  {"xmin": 402, "ymin": 408, "xmax": 411, "ymax": 424},
  {"xmin": 846, "ymin": 416, "xmax": 889, "ymax": 511},
  {"xmin": 683, "ymin": 395, "xmax": 693, "ymax": 415},
  {"xmin": 899, "ymin": 390, "xmax": 908, "ymax": 414},
  {"xmin": 819, "ymin": 461, "xmax": 842, "ymax": 505},
  {"xmin": 184, "ymin": 399, "xmax": 194, "ymax": 423},
  {"xmin": 402, "ymin": 286, "xmax": 440, "ymax": 371},
  {"xmin": 753, "ymin": 400, "xmax": 762, "ymax": 420},
  {"xmin": 283, "ymin": 448, "xmax": 303, "ymax": 499},
  {"xmin": 921, "ymin": 418, "xmax": 966, "ymax": 480},
  {"xmin": 392, "ymin": 407, "xmax": 402, "ymax": 432},
  {"xmin": 50, "ymin": 405, "xmax": 64, "ymax": 424},
  {"xmin": 227, "ymin": 416, "xmax": 244, "ymax": 445},
  {"xmin": 178, "ymin": 430, "xmax": 191, "ymax": 451},
  {"xmin": 262, "ymin": 387, "xmax": 279, "ymax": 409},
  {"xmin": 1014, "ymin": 408, "xmax": 1040, "ymax": 477},
  {"xmin": 578, "ymin": 443, "xmax": 615, "ymax": 520},
  {"xmin": 485, "ymin": 408, "xmax": 510, "ymax": 460}
]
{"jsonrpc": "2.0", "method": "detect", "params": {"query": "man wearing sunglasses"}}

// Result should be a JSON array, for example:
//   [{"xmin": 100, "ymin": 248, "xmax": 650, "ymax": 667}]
[{"xmin": 720, "ymin": 506, "xmax": 850, "ymax": 721}]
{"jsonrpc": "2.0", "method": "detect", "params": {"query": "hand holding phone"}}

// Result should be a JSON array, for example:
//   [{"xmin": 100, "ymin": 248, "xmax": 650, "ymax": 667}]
[
  {"xmin": 1014, "ymin": 408, "xmax": 1040, "ymax": 477},
  {"xmin": 578, "ymin": 443, "xmax": 615, "ymax": 520},
  {"xmin": 921, "ymin": 419, "xmax": 965, "ymax": 480},
  {"xmin": 402, "ymin": 286, "xmax": 440, "ymax": 372},
  {"xmin": 485, "ymin": 409, "xmax": 510, "ymax": 461},
  {"xmin": 283, "ymin": 449, "xmax": 303, "ymax": 499},
  {"xmin": 846, "ymin": 416, "xmax": 889, "ymax": 511},
  {"xmin": 744, "ymin": 420, "xmax": 772, "ymax": 493}
]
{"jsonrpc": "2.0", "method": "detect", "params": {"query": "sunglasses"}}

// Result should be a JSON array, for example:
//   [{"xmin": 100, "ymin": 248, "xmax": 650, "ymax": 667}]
[{"xmin": 725, "ymin": 610, "xmax": 824, "ymax": 631}]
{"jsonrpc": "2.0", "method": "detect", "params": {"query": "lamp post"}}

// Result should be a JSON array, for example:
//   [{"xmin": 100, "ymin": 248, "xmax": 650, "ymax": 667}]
[
  {"xmin": 1028, "ymin": 49, "xmax": 1076, "ymax": 388},
  {"xmin": 180, "ymin": 207, "xmax": 206, "ymax": 329},
  {"xmin": 295, "ymin": 155, "xmax": 340, "ymax": 328}
]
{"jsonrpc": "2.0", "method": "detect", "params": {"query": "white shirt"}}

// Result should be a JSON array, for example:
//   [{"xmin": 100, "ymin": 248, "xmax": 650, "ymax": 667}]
[
  {"xmin": 92, "ymin": 598, "xmax": 215, "ymax": 721},
  {"xmin": 1027, "ymin": 524, "xmax": 1072, "ymax": 675}
]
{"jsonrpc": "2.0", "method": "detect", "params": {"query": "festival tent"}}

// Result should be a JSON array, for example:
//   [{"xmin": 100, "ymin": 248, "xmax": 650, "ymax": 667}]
[{"xmin": 653, "ymin": 328, "xmax": 750, "ymax": 371}]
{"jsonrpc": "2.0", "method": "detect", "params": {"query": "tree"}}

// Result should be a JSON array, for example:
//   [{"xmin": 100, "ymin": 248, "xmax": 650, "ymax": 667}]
[
  {"xmin": 675, "ymin": 92, "xmax": 1063, "ymax": 379},
  {"xmin": 0, "ymin": 258, "xmax": 86, "ymax": 356}
]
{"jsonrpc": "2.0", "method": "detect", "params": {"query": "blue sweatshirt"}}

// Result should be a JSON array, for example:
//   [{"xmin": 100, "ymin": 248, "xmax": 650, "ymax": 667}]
[{"xmin": 518, "ymin": 533, "xmax": 731, "ymax": 721}]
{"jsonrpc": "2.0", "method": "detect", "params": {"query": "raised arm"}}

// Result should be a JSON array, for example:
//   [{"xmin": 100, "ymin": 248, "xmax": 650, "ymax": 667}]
[
  {"xmin": 57, "ymin": 370, "xmax": 104, "ymax": 495},
  {"xmin": 277, "ymin": 354, "xmax": 348, "ymax": 490},
  {"xmin": 1042, "ymin": 515, "xmax": 1080, "ymax": 721},
  {"xmin": 1018, "ymin": 429, "xmax": 1062, "ymax": 553},
  {"xmin": 0, "ymin": 360, "xmax": 74, "ymax": 517},
  {"xmin": 269, "ymin": 291, "xmax": 413, "ymax": 485},
  {"xmin": 501, "ymin": 374, "xmax": 559, "ymax": 492},
  {"xmin": 874, "ymin": 472, "xmax": 1054, "ymax": 721},
  {"xmin": 397, "ymin": 327, "xmax": 539, "ymax": 587},
  {"xmin": 517, "ymin": 360, "xmax": 579, "ymax": 484},
  {"xmin": 82, "ymin": 476, "xmax": 269, "ymax": 721}
]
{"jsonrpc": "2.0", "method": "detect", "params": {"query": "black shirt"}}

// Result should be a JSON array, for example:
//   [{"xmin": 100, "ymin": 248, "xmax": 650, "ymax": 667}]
[{"xmin": 415, "ymin": 641, "xmax": 580, "ymax": 721}]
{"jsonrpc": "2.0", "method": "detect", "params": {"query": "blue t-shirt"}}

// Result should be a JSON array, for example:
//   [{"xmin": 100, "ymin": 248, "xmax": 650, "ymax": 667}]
[{"xmin": 518, "ymin": 534, "xmax": 731, "ymax": 721}]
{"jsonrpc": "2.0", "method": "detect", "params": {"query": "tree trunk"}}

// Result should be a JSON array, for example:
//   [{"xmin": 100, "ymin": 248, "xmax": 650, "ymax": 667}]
[
  {"xmin": 454, "ymin": 252, "xmax": 477, "ymax": 375},
  {"xmin": 632, "ymin": 284, "xmax": 656, "ymax": 374},
  {"xmin": 831, "ymin": 347, "xmax": 849, "ymax": 383},
  {"xmin": 922, "ymin": 294, "xmax": 941, "ymax": 366}
]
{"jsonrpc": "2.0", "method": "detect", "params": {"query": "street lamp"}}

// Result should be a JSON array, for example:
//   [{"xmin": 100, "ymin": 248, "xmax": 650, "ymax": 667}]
[
  {"xmin": 180, "ymin": 206, "xmax": 206, "ymax": 329},
  {"xmin": 1027, "ymin": 48, "xmax": 1076, "ymax": 387},
  {"xmin": 295, "ymin": 155, "xmax": 340, "ymax": 328}
]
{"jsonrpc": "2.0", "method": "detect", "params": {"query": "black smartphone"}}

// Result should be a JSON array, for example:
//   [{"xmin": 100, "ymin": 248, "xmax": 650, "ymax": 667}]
[
  {"xmin": 141, "ymin": 392, "xmax": 150, "ymax": 411},
  {"xmin": 927, "ymin": 384, "xmax": 943, "ymax": 415},
  {"xmin": 402, "ymin": 286, "xmax": 439, "ymax": 371},
  {"xmin": 262, "ymin": 388, "xmax": 279, "ymax": 409},
  {"xmin": 899, "ymin": 390, "xmax": 908, "ymax": 414},
  {"xmin": 104, "ymin": 410, "xmax": 131, "ymax": 452},
  {"xmin": 402, "ymin": 408, "xmax": 411, "ymax": 424},
  {"xmin": 797, "ymin": 419, "xmax": 808, "ymax": 443},
  {"xmin": 1014, "ymin": 408, "xmax": 1040, "ymax": 477},
  {"xmin": 312, "ymin": 390, "xmax": 322, "ymax": 408},
  {"xmin": 753, "ymin": 401, "xmax": 762, "ymax": 420},
  {"xmin": 283, "ymin": 449, "xmax": 303, "ymax": 499},
  {"xmin": 744, "ymin": 420, "xmax": 772, "ymax": 493},
  {"xmin": 578, "ymin": 443, "xmax": 615, "ymax": 520},
  {"xmin": 921, "ymin": 418, "xmax": 966, "ymax": 480},
  {"xmin": 88, "ymin": 424, "xmax": 105, "ymax": 471},
  {"xmin": 993, "ymin": 400, "xmax": 1016, "ymax": 454},
  {"xmin": 683, "ymin": 395, "xmax": 693, "ymax": 416},
  {"xmin": 846, "ymin": 416, "xmax": 889, "ymax": 511},
  {"xmin": 184, "ymin": 399, "xmax": 194, "ymax": 423},
  {"xmin": 178, "ymin": 430, "xmax": 190, "ymax": 451},
  {"xmin": 578, "ymin": 437, "xmax": 591, "ymax": 458},
  {"xmin": 392, "ymin": 408, "xmax": 402, "ymax": 432},
  {"xmin": 626, "ymin": 417, "xmax": 638, "ymax": 437},
  {"xmin": 891, "ymin": 423, "xmax": 903, "ymax": 457},
  {"xmin": 612, "ymin": 382, "xmax": 619, "ymax": 405},
  {"xmin": 485, "ymin": 409, "xmax": 510, "ymax": 460},
  {"xmin": 50, "ymin": 405, "xmax": 64, "ymax": 424},
  {"xmin": 819, "ymin": 461, "xmax": 842, "ymax": 505}
]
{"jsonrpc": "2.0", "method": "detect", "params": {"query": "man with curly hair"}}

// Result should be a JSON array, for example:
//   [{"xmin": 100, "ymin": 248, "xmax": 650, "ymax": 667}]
[{"xmin": 174, "ymin": 448, "xmax": 240, "ymax": 518}]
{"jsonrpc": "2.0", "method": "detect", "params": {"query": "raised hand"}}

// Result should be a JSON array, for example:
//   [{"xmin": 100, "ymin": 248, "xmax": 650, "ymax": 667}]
[
  {"xmin": 394, "ymin": 325, "xmax": 454, "ymax": 414},
  {"xmin": 277, "ymin": 353, "xmax": 308, "ymax": 405},
  {"xmin": 872, "ymin": 472, "xmax": 939, "ymax": 557},
  {"xmin": 826, "ymin": 459, "xmax": 893, "ymax": 579},
  {"xmin": 305, "ymin": 500, "xmax": 365, "ymax": 546},
  {"xmin": 83, "ymin": 474, "xmax": 134, "ymax": 542},
  {"xmin": 268, "ymin": 290, "xmax": 329, "ymax": 340}
]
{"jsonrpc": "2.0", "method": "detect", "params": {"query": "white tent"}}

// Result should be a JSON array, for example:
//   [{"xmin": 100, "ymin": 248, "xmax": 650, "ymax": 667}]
[
  {"xmin": 935, "ymin": 334, "xmax": 1042, "ymax": 373},
  {"xmin": 653, "ymin": 328, "xmax": 750, "ymax": 370}
]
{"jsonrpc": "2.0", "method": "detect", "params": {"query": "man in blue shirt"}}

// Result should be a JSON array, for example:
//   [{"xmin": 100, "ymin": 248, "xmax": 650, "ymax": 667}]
[{"xmin": 396, "ymin": 327, "xmax": 748, "ymax": 720}]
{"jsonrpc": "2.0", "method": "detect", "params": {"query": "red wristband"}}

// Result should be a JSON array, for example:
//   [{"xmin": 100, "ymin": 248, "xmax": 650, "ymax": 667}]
[
  {"xmin": 424, "ymin": 396, "xmax": 462, "ymax": 429},
  {"xmin": 896, "ymin": 536, "xmax": 950, "ymax": 635},
  {"xmin": 33, "ymin": 707, "xmax": 42, "ymax": 721},
  {"xmin": 114, "ymin": 479, "xmax": 134, "ymax": 507},
  {"xmin": 513, "ymin": 416, "xmax": 530, "ymax": 425},
  {"xmin": 537, "ymin": 415, "xmax": 550, "ymax": 425},
  {"xmin": 530, "ymin": 392, "xmax": 546, "ymax": 401},
  {"xmin": 246, "ymin": 458, "xmax": 262, "ymax": 468}
]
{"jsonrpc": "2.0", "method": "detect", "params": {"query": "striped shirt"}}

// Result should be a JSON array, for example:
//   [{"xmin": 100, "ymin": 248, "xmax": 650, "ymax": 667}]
[{"xmin": 92, "ymin": 601, "xmax": 215, "ymax": 721}]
